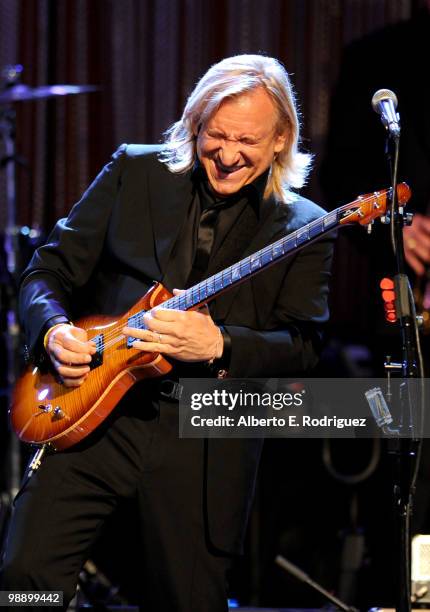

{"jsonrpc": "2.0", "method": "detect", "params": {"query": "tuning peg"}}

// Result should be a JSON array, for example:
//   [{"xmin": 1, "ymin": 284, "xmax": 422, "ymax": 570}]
[
  {"xmin": 416, "ymin": 315, "xmax": 424, "ymax": 328},
  {"xmin": 404, "ymin": 212, "xmax": 414, "ymax": 226}
]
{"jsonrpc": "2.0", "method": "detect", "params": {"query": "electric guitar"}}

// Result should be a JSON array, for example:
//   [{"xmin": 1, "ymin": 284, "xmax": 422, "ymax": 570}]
[{"xmin": 11, "ymin": 183, "xmax": 411, "ymax": 450}]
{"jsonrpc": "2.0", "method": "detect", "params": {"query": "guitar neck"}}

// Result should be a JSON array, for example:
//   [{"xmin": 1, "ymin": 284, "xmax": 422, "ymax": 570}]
[
  {"xmin": 158, "ymin": 206, "xmax": 341, "ymax": 313},
  {"xmin": 126, "ymin": 183, "xmax": 405, "ymax": 328},
  {"xmin": 124, "ymin": 185, "xmax": 408, "ymax": 340}
]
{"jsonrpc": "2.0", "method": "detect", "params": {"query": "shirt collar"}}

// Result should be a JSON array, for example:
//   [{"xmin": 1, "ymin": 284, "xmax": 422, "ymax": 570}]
[{"xmin": 192, "ymin": 161, "xmax": 270, "ymax": 217}]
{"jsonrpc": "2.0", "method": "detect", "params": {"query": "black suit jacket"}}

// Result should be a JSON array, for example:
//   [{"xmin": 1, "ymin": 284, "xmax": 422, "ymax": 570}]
[{"xmin": 20, "ymin": 144, "xmax": 333, "ymax": 552}]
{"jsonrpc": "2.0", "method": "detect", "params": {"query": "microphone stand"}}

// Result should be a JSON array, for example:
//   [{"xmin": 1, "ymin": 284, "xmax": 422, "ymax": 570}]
[
  {"xmin": 380, "ymin": 119, "xmax": 424, "ymax": 612},
  {"xmin": 275, "ymin": 555, "xmax": 358, "ymax": 612}
]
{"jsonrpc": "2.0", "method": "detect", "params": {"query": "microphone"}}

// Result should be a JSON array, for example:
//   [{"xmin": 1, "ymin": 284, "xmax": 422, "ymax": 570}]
[{"xmin": 371, "ymin": 89, "xmax": 401, "ymax": 137}]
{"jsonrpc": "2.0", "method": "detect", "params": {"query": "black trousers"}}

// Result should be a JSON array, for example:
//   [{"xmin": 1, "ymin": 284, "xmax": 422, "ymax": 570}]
[{"xmin": 0, "ymin": 396, "xmax": 231, "ymax": 611}]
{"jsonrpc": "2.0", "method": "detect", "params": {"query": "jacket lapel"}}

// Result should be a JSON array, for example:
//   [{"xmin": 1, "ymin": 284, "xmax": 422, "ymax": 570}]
[
  {"xmin": 148, "ymin": 168, "xmax": 196, "ymax": 286},
  {"xmin": 211, "ymin": 197, "xmax": 292, "ymax": 322}
]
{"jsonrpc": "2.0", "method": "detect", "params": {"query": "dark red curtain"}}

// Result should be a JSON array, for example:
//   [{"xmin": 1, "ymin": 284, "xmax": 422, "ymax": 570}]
[
  {"xmin": 0, "ymin": 0, "xmax": 415, "ymax": 233},
  {"xmin": 0, "ymin": 1, "xmax": 426, "ymax": 606}
]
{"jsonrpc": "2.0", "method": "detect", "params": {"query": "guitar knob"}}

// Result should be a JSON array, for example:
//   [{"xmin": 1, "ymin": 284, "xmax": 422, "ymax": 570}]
[
  {"xmin": 53, "ymin": 407, "xmax": 65, "ymax": 419},
  {"xmin": 38, "ymin": 404, "xmax": 52, "ymax": 412},
  {"xmin": 404, "ymin": 212, "xmax": 414, "ymax": 226}
]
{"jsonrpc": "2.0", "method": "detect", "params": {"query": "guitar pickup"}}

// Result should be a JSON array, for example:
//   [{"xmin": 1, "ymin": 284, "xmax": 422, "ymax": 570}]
[{"xmin": 90, "ymin": 333, "xmax": 104, "ymax": 369}]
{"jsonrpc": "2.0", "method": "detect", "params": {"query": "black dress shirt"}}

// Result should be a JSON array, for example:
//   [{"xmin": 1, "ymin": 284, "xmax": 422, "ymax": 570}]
[{"xmin": 166, "ymin": 164, "xmax": 270, "ymax": 377}]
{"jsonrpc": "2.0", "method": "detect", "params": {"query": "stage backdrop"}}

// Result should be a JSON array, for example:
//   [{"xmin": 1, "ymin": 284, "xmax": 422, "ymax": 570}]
[
  {"xmin": 0, "ymin": 1, "xmax": 425, "ymax": 607},
  {"xmin": 0, "ymin": 0, "xmax": 414, "ymax": 233}
]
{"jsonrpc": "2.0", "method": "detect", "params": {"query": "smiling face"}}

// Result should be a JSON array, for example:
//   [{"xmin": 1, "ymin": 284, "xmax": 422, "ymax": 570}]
[{"xmin": 196, "ymin": 87, "xmax": 287, "ymax": 196}]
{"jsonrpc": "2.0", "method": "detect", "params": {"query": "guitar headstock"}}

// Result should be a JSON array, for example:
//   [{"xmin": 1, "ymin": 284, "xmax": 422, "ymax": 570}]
[{"xmin": 339, "ymin": 182, "xmax": 411, "ymax": 226}]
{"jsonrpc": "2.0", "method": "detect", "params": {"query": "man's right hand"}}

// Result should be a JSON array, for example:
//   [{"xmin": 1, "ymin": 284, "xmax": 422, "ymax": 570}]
[
  {"xmin": 45, "ymin": 324, "xmax": 96, "ymax": 387},
  {"xmin": 403, "ymin": 213, "xmax": 430, "ymax": 276}
]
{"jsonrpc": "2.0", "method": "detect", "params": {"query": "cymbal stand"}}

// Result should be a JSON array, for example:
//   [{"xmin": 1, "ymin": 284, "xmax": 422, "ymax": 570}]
[{"xmin": 0, "ymin": 65, "xmax": 26, "ymax": 542}]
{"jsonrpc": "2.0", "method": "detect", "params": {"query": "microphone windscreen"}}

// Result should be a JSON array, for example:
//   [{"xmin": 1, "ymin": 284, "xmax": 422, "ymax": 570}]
[{"xmin": 371, "ymin": 88, "xmax": 398, "ymax": 113}]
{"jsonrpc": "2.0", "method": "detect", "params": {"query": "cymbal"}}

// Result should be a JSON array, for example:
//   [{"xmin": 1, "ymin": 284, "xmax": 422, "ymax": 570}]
[{"xmin": 0, "ymin": 84, "xmax": 99, "ymax": 104}]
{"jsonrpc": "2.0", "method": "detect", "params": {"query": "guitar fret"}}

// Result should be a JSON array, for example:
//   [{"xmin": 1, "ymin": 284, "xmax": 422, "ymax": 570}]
[
  {"xmin": 127, "ymin": 311, "xmax": 147, "ymax": 347},
  {"xmin": 214, "ymin": 275, "xmax": 223, "ymax": 292},
  {"xmin": 324, "ymin": 211, "xmax": 338, "ymax": 228},
  {"xmin": 261, "ymin": 249, "xmax": 273, "ymax": 265},
  {"xmin": 223, "ymin": 268, "xmax": 232, "ymax": 286},
  {"xmin": 272, "ymin": 241, "xmax": 284, "ymax": 258},
  {"xmin": 284, "ymin": 235, "xmax": 296, "ymax": 251},
  {"xmin": 309, "ymin": 219, "xmax": 323, "ymax": 239},
  {"xmin": 199, "ymin": 283, "xmax": 207, "ymax": 301},
  {"xmin": 128, "ymin": 312, "xmax": 145, "ymax": 329},
  {"xmin": 296, "ymin": 227, "xmax": 309, "ymax": 244},
  {"xmin": 231, "ymin": 265, "xmax": 241, "ymax": 281},
  {"xmin": 250, "ymin": 254, "xmax": 261, "ymax": 270},
  {"xmin": 207, "ymin": 277, "xmax": 215, "ymax": 295},
  {"xmin": 240, "ymin": 258, "xmax": 251, "ymax": 276}
]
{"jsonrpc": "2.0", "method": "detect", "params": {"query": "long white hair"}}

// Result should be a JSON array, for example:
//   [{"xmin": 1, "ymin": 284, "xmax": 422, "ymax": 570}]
[{"xmin": 159, "ymin": 54, "xmax": 312, "ymax": 202}]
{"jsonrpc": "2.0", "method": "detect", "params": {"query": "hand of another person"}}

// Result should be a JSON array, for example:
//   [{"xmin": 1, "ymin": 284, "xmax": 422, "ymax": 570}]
[
  {"xmin": 403, "ymin": 213, "xmax": 430, "ymax": 276},
  {"xmin": 123, "ymin": 290, "xmax": 223, "ymax": 362},
  {"xmin": 45, "ymin": 324, "xmax": 97, "ymax": 387}
]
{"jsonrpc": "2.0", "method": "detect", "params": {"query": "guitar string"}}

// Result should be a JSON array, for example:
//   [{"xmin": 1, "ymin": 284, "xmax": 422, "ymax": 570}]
[{"xmin": 90, "ymin": 190, "xmax": 391, "ymax": 355}]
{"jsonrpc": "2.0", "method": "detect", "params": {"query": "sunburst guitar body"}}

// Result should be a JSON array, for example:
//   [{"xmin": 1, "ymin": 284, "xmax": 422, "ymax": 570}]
[{"xmin": 11, "ymin": 283, "xmax": 173, "ymax": 450}]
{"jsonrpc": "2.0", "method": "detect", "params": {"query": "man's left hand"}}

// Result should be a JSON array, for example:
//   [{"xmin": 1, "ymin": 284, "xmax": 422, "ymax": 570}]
[{"xmin": 122, "ymin": 305, "xmax": 223, "ymax": 362}]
